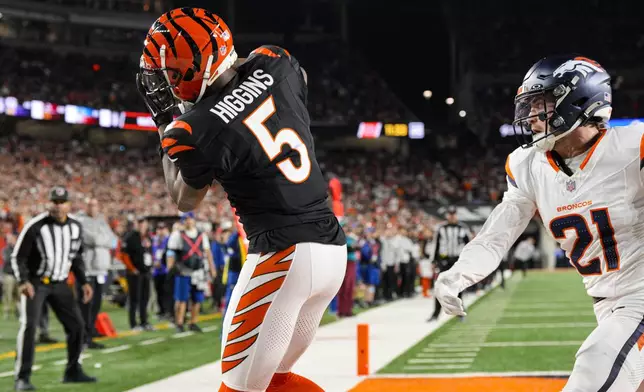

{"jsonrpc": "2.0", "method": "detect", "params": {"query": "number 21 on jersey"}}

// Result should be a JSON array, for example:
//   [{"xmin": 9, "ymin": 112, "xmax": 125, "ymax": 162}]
[
  {"xmin": 243, "ymin": 96, "xmax": 312, "ymax": 183},
  {"xmin": 549, "ymin": 208, "xmax": 621, "ymax": 276}
]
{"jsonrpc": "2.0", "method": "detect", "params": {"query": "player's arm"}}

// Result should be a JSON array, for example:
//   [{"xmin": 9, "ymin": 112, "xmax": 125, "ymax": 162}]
[
  {"xmin": 158, "ymin": 123, "xmax": 213, "ymax": 212},
  {"xmin": 448, "ymin": 180, "xmax": 536, "ymax": 293},
  {"xmin": 11, "ymin": 223, "xmax": 37, "ymax": 284}
]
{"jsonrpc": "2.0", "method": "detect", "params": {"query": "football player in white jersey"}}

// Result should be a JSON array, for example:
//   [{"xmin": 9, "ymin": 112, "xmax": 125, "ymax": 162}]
[{"xmin": 435, "ymin": 54, "xmax": 644, "ymax": 392}]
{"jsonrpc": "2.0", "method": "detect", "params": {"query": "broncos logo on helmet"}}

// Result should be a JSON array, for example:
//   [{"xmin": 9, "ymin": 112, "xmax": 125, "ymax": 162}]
[{"xmin": 138, "ymin": 8, "xmax": 238, "ymax": 115}]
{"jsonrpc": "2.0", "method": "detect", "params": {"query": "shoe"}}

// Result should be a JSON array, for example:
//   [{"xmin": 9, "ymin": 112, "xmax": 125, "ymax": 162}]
[
  {"xmin": 14, "ymin": 379, "xmax": 36, "ymax": 391},
  {"xmin": 63, "ymin": 368, "xmax": 97, "ymax": 383},
  {"xmin": 176, "ymin": 324, "xmax": 185, "ymax": 333},
  {"xmin": 38, "ymin": 335, "xmax": 58, "ymax": 344},
  {"xmin": 427, "ymin": 315, "xmax": 438, "ymax": 323},
  {"xmin": 86, "ymin": 341, "xmax": 105, "ymax": 350},
  {"xmin": 188, "ymin": 323, "xmax": 202, "ymax": 333},
  {"xmin": 131, "ymin": 326, "xmax": 143, "ymax": 332},
  {"xmin": 141, "ymin": 323, "xmax": 155, "ymax": 332}
]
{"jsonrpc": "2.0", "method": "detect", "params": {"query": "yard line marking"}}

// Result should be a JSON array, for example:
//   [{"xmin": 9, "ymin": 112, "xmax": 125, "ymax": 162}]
[
  {"xmin": 202, "ymin": 325, "xmax": 219, "ymax": 333},
  {"xmin": 468, "ymin": 322, "xmax": 596, "ymax": 329},
  {"xmin": 428, "ymin": 341, "xmax": 584, "ymax": 348},
  {"xmin": 408, "ymin": 358, "xmax": 475, "ymax": 364},
  {"xmin": 172, "ymin": 331, "xmax": 195, "ymax": 339},
  {"xmin": 417, "ymin": 352, "xmax": 478, "ymax": 358},
  {"xmin": 0, "ymin": 365, "xmax": 41, "ymax": 378},
  {"xmin": 54, "ymin": 353, "xmax": 92, "ymax": 366},
  {"xmin": 101, "ymin": 345, "xmax": 131, "ymax": 354},
  {"xmin": 139, "ymin": 337, "xmax": 167, "ymax": 346},
  {"xmin": 402, "ymin": 364, "xmax": 471, "ymax": 371},
  {"xmin": 502, "ymin": 311, "xmax": 594, "ymax": 318},
  {"xmin": 423, "ymin": 347, "xmax": 481, "ymax": 353}
]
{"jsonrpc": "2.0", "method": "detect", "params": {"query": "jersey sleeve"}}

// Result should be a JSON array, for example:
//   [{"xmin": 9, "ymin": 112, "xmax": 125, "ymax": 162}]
[
  {"xmin": 167, "ymin": 232, "xmax": 182, "ymax": 251},
  {"xmin": 161, "ymin": 119, "xmax": 215, "ymax": 190},
  {"xmin": 449, "ymin": 154, "xmax": 537, "ymax": 292}
]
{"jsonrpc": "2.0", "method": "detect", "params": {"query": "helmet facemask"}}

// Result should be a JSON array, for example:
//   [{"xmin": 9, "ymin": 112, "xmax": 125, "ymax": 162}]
[{"xmin": 512, "ymin": 85, "xmax": 578, "ymax": 151}]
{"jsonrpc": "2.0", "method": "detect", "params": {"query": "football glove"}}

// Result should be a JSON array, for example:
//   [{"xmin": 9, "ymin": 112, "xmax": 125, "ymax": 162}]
[
  {"xmin": 434, "ymin": 270, "xmax": 467, "ymax": 316},
  {"xmin": 136, "ymin": 73, "xmax": 174, "ymax": 128}
]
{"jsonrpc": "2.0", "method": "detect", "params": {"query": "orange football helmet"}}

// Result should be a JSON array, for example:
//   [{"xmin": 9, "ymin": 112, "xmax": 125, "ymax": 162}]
[{"xmin": 139, "ymin": 7, "xmax": 237, "ymax": 114}]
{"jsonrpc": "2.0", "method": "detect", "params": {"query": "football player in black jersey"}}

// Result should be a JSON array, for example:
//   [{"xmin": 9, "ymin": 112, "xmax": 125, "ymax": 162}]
[{"xmin": 137, "ymin": 8, "xmax": 347, "ymax": 392}]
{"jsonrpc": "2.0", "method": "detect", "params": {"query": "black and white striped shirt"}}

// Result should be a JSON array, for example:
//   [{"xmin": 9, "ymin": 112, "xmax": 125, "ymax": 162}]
[
  {"xmin": 431, "ymin": 222, "xmax": 472, "ymax": 261},
  {"xmin": 11, "ymin": 212, "xmax": 87, "ymax": 285}
]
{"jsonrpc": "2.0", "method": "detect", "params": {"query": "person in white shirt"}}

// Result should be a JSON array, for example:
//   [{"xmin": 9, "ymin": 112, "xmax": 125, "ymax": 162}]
[{"xmin": 512, "ymin": 236, "xmax": 536, "ymax": 278}]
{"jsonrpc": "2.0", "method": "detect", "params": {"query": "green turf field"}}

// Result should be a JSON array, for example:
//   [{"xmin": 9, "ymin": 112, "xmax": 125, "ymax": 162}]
[
  {"xmin": 379, "ymin": 270, "xmax": 595, "ymax": 374},
  {"xmin": 0, "ymin": 302, "xmax": 342, "ymax": 391}
]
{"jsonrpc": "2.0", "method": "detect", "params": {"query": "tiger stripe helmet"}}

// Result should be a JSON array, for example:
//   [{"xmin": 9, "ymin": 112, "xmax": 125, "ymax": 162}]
[{"xmin": 139, "ymin": 8, "xmax": 237, "ymax": 113}]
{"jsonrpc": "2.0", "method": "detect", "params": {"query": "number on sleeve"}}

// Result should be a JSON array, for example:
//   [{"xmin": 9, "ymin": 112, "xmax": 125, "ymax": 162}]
[
  {"xmin": 243, "ymin": 96, "xmax": 312, "ymax": 183},
  {"xmin": 549, "ymin": 209, "xmax": 620, "ymax": 277}
]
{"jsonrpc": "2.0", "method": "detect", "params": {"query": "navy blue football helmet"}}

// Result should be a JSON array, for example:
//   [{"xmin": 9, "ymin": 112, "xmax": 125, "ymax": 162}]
[{"xmin": 512, "ymin": 55, "xmax": 612, "ymax": 150}]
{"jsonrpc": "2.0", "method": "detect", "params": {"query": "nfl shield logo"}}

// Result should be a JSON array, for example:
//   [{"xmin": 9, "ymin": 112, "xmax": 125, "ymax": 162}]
[{"xmin": 566, "ymin": 180, "xmax": 576, "ymax": 192}]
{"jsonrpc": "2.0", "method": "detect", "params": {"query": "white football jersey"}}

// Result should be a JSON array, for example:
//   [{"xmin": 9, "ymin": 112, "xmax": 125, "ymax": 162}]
[{"xmin": 449, "ymin": 125, "xmax": 644, "ymax": 298}]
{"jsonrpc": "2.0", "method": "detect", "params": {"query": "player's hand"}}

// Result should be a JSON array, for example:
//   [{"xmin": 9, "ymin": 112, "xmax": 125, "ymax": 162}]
[
  {"xmin": 135, "ymin": 73, "xmax": 174, "ymax": 128},
  {"xmin": 434, "ymin": 271, "xmax": 466, "ymax": 317},
  {"xmin": 19, "ymin": 282, "xmax": 35, "ymax": 299},
  {"xmin": 81, "ymin": 283, "xmax": 94, "ymax": 304}
]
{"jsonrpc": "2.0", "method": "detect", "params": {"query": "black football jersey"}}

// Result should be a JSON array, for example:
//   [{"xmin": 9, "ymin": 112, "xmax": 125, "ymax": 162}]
[{"xmin": 163, "ymin": 45, "xmax": 346, "ymax": 253}]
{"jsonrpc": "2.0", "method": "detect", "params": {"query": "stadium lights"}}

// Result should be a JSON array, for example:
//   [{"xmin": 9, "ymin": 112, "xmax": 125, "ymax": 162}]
[
  {"xmin": 459, "ymin": 110, "xmax": 467, "ymax": 118},
  {"xmin": 446, "ymin": 97, "xmax": 454, "ymax": 105},
  {"xmin": 422, "ymin": 90, "xmax": 433, "ymax": 99}
]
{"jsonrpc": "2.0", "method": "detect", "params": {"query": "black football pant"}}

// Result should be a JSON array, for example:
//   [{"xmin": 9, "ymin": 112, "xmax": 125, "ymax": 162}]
[
  {"xmin": 153, "ymin": 273, "xmax": 168, "ymax": 316},
  {"xmin": 76, "ymin": 277, "xmax": 103, "ymax": 342},
  {"xmin": 126, "ymin": 272, "xmax": 150, "ymax": 328},
  {"xmin": 15, "ymin": 282, "xmax": 85, "ymax": 381}
]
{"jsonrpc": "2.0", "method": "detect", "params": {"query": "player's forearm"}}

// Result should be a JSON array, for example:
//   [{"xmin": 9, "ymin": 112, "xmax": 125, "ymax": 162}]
[{"xmin": 449, "ymin": 198, "xmax": 535, "ymax": 292}]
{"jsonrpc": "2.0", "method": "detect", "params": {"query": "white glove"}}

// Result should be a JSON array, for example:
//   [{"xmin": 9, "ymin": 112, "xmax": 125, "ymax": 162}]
[{"xmin": 434, "ymin": 270, "xmax": 467, "ymax": 316}]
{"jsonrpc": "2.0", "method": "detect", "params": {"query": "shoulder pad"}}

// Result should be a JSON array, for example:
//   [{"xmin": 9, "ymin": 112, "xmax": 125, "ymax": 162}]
[{"xmin": 505, "ymin": 146, "xmax": 536, "ymax": 190}]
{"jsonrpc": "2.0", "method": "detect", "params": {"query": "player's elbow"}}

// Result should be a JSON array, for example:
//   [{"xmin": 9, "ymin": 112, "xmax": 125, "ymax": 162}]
[{"xmin": 176, "ymin": 200, "xmax": 198, "ymax": 213}]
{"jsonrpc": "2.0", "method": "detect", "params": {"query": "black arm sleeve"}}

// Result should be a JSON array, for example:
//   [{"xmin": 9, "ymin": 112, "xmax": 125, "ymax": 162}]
[{"xmin": 11, "ymin": 224, "xmax": 36, "ymax": 283}]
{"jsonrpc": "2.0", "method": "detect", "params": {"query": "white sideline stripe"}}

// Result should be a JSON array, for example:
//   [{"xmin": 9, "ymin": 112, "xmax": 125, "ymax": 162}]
[
  {"xmin": 417, "ymin": 352, "xmax": 478, "ymax": 358},
  {"xmin": 140, "ymin": 337, "xmax": 167, "ymax": 346},
  {"xmin": 202, "ymin": 326, "xmax": 219, "ymax": 333},
  {"xmin": 408, "ymin": 358, "xmax": 475, "ymax": 364},
  {"xmin": 468, "ymin": 322, "xmax": 596, "ymax": 329},
  {"xmin": 502, "ymin": 311, "xmax": 594, "ymax": 318},
  {"xmin": 402, "ymin": 364, "xmax": 471, "ymax": 371},
  {"xmin": 172, "ymin": 331, "xmax": 195, "ymax": 339},
  {"xmin": 102, "ymin": 345, "xmax": 131, "ymax": 354},
  {"xmin": 0, "ymin": 365, "xmax": 41, "ymax": 378},
  {"xmin": 54, "ymin": 353, "xmax": 92, "ymax": 366},
  {"xmin": 429, "ymin": 340, "xmax": 584, "ymax": 348},
  {"xmin": 423, "ymin": 347, "xmax": 481, "ymax": 352},
  {"xmin": 371, "ymin": 370, "xmax": 573, "ymax": 378}
]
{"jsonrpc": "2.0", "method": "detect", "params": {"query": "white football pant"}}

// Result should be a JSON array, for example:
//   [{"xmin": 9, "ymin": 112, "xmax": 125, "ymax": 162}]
[
  {"xmin": 220, "ymin": 242, "xmax": 347, "ymax": 392},
  {"xmin": 563, "ymin": 291, "xmax": 644, "ymax": 392}
]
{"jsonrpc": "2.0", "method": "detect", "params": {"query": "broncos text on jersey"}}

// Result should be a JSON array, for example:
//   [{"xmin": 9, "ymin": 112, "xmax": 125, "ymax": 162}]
[{"xmin": 161, "ymin": 45, "xmax": 345, "ymax": 253}]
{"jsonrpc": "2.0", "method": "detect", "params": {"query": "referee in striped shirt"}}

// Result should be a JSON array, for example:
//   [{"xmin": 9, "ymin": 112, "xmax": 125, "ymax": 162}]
[
  {"xmin": 12, "ymin": 186, "xmax": 97, "ymax": 391},
  {"xmin": 427, "ymin": 206, "xmax": 472, "ymax": 322}
]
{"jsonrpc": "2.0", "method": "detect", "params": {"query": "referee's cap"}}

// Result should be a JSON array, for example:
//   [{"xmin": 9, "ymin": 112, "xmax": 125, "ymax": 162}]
[
  {"xmin": 446, "ymin": 205, "xmax": 457, "ymax": 215},
  {"xmin": 49, "ymin": 186, "xmax": 69, "ymax": 203}
]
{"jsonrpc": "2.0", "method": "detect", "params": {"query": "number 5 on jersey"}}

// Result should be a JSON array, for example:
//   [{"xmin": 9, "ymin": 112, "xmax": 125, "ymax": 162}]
[
  {"xmin": 243, "ymin": 96, "xmax": 312, "ymax": 183},
  {"xmin": 549, "ymin": 208, "xmax": 620, "ymax": 277}
]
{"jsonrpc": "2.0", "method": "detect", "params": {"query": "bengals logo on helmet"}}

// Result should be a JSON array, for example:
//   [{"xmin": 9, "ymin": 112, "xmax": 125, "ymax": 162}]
[{"xmin": 140, "ymin": 8, "xmax": 237, "ymax": 104}]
